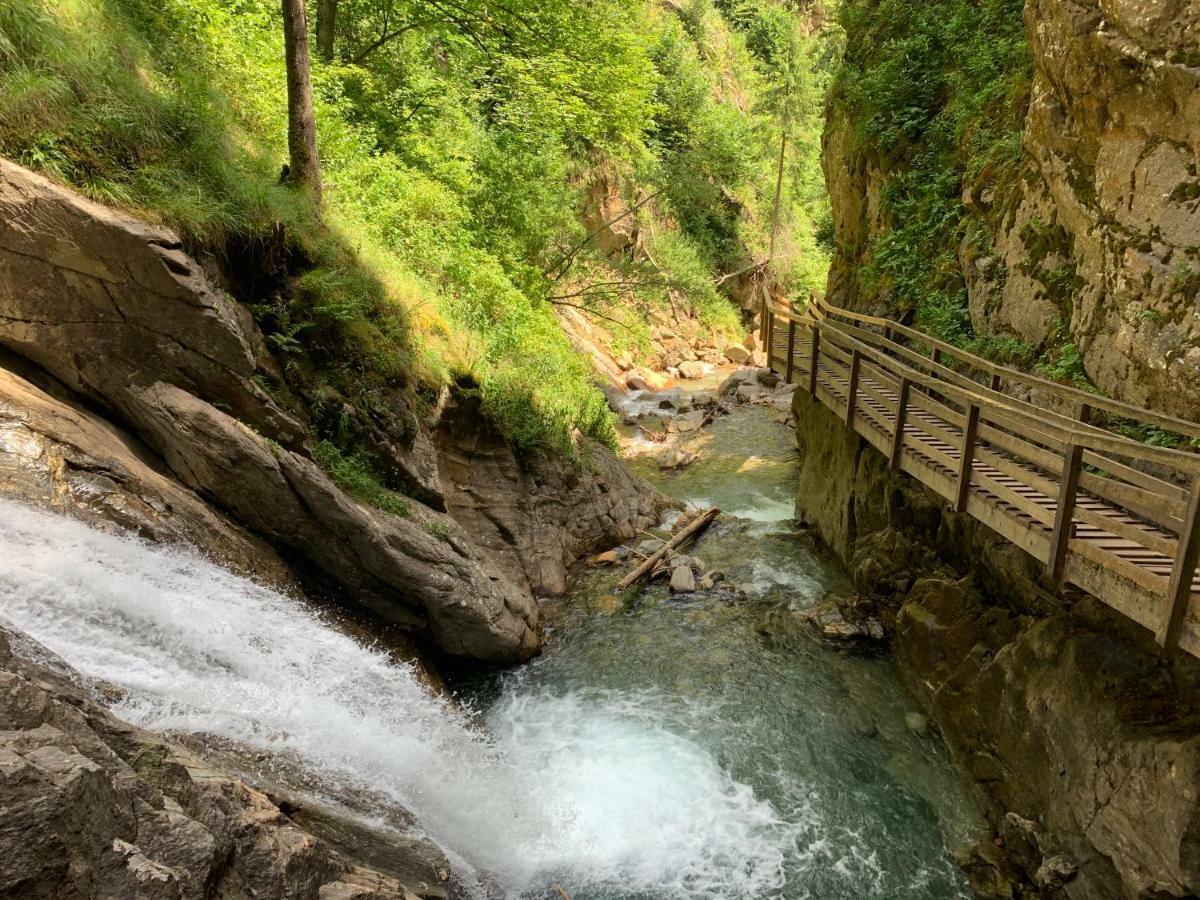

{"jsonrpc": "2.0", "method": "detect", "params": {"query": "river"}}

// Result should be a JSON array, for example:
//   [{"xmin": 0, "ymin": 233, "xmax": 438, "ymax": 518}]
[{"xmin": 0, "ymin": 398, "xmax": 982, "ymax": 899}]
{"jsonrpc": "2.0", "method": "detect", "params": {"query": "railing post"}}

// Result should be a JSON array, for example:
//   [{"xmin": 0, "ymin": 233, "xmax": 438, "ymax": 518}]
[
  {"xmin": 890, "ymin": 378, "xmax": 910, "ymax": 469},
  {"xmin": 1156, "ymin": 478, "xmax": 1200, "ymax": 653},
  {"xmin": 765, "ymin": 303, "xmax": 775, "ymax": 372},
  {"xmin": 785, "ymin": 320, "xmax": 796, "ymax": 383},
  {"xmin": 882, "ymin": 325, "xmax": 893, "ymax": 342},
  {"xmin": 1047, "ymin": 442, "xmax": 1084, "ymax": 583},
  {"xmin": 990, "ymin": 373, "xmax": 1002, "ymax": 392},
  {"xmin": 955, "ymin": 404, "xmax": 980, "ymax": 513},
  {"xmin": 808, "ymin": 328, "xmax": 821, "ymax": 398},
  {"xmin": 931, "ymin": 347, "xmax": 942, "ymax": 367},
  {"xmin": 845, "ymin": 349, "xmax": 862, "ymax": 427}
]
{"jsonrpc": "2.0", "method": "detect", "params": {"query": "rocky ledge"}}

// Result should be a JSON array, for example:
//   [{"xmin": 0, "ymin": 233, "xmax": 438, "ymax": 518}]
[{"xmin": 0, "ymin": 626, "xmax": 448, "ymax": 900}]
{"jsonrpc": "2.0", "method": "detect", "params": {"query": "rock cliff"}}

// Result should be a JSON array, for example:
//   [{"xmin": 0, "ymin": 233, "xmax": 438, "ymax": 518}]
[
  {"xmin": 0, "ymin": 157, "xmax": 663, "ymax": 664},
  {"xmin": 792, "ymin": 388, "xmax": 1200, "ymax": 899},
  {"xmin": 824, "ymin": 0, "xmax": 1200, "ymax": 417}
]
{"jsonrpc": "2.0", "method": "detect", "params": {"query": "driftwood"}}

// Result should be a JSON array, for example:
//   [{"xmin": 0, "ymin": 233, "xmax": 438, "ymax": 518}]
[
  {"xmin": 616, "ymin": 508, "xmax": 720, "ymax": 591},
  {"xmin": 555, "ymin": 886, "xmax": 572, "ymax": 900}
]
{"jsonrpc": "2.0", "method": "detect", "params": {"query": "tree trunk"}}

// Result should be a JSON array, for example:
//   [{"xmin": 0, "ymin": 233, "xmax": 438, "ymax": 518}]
[
  {"xmin": 768, "ymin": 130, "xmax": 788, "ymax": 261},
  {"xmin": 316, "ymin": 0, "xmax": 338, "ymax": 62},
  {"xmin": 281, "ymin": 0, "xmax": 322, "ymax": 200}
]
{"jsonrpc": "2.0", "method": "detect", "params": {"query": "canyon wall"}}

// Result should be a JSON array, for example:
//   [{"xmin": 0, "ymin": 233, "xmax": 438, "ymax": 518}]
[
  {"xmin": 792, "ymin": 388, "xmax": 1200, "ymax": 899},
  {"xmin": 824, "ymin": 0, "xmax": 1200, "ymax": 417}
]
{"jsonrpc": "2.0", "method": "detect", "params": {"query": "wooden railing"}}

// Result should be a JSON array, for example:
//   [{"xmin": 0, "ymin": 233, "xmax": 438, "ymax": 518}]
[{"xmin": 764, "ymin": 295, "xmax": 1200, "ymax": 657}]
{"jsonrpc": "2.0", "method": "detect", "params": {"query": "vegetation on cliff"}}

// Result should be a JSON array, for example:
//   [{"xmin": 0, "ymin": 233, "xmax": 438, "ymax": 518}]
[
  {"xmin": 830, "ymin": 0, "xmax": 1030, "ymax": 353},
  {"xmin": 0, "ymin": 0, "xmax": 832, "ymax": 468}
]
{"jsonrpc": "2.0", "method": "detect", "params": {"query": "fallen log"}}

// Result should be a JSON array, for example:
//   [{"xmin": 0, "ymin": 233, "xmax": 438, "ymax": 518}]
[{"xmin": 616, "ymin": 507, "xmax": 719, "ymax": 592}]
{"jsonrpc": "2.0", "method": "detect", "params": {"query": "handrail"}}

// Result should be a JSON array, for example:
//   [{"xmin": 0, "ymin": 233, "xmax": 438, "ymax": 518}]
[
  {"xmin": 805, "ymin": 295, "xmax": 1200, "ymax": 443},
  {"xmin": 773, "ymin": 298, "xmax": 1200, "ymax": 476},
  {"xmin": 767, "ymin": 293, "xmax": 1200, "ymax": 655}
]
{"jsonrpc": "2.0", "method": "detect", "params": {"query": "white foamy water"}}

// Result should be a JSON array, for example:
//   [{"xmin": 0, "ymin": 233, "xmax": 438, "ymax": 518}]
[{"xmin": 0, "ymin": 500, "xmax": 811, "ymax": 898}]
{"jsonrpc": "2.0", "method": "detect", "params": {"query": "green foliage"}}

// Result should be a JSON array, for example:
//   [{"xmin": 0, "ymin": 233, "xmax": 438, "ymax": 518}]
[
  {"xmin": 312, "ymin": 440, "xmax": 410, "ymax": 517},
  {"xmin": 0, "ymin": 0, "xmax": 827, "ymax": 460},
  {"xmin": 833, "ymin": 0, "xmax": 1031, "ymax": 343}
]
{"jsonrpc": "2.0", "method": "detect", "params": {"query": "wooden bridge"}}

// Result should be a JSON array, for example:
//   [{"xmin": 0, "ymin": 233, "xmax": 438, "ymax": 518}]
[{"xmin": 762, "ymin": 297, "xmax": 1200, "ymax": 658}]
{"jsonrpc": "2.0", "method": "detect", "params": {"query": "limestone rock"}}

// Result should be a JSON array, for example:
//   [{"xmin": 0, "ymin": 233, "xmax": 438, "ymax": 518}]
[
  {"xmin": 434, "ymin": 392, "xmax": 671, "ymax": 597},
  {"xmin": 0, "ymin": 626, "xmax": 448, "ymax": 900},
  {"xmin": 724, "ymin": 344, "xmax": 752, "ymax": 364},
  {"xmin": 669, "ymin": 565, "xmax": 696, "ymax": 593},
  {"xmin": 130, "ymin": 381, "xmax": 540, "ymax": 663}
]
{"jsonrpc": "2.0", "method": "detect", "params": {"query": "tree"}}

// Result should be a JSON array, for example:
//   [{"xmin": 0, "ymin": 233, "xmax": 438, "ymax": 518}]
[
  {"xmin": 281, "ymin": 0, "xmax": 322, "ymax": 199},
  {"xmin": 317, "ymin": 0, "xmax": 338, "ymax": 62}
]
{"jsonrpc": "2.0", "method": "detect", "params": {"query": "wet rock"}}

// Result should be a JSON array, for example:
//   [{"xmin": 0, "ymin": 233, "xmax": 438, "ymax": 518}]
[
  {"xmin": 1034, "ymin": 855, "xmax": 1078, "ymax": 891},
  {"xmin": 724, "ymin": 344, "xmax": 752, "ymax": 364},
  {"xmin": 678, "ymin": 361, "xmax": 712, "ymax": 380},
  {"xmin": 634, "ymin": 538, "xmax": 665, "ymax": 557},
  {"xmin": 659, "ymin": 447, "xmax": 698, "ymax": 470},
  {"xmin": 668, "ymin": 410, "xmax": 706, "ymax": 434},
  {"xmin": 669, "ymin": 565, "xmax": 697, "ymax": 593},
  {"xmin": 904, "ymin": 712, "xmax": 929, "ymax": 736},
  {"xmin": 755, "ymin": 368, "xmax": 781, "ymax": 388},
  {"xmin": 0, "ymin": 626, "xmax": 447, "ymax": 900},
  {"xmin": 735, "ymin": 383, "xmax": 766, "ymax": 403},
  {"xmin": 956, "ymin": 839, "xmax": 1023, "ymax": 900},
  {"xmin": 435, "ymin": 392, "xmax": 671, "ymax": 600},
  {"xmin": 595, "ymin": 594, "xmax": 623, "ymax": 615}
]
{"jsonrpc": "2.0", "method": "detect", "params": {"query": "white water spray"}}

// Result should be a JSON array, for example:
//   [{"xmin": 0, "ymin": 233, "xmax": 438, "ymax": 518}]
[{"xmin": 0, "ymin": 500, "xmax": 810, "ymax": 898}]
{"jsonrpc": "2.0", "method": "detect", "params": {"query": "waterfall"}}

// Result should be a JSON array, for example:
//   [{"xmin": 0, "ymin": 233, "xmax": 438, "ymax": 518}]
[{"xmin": 0, "ymin": 500, "xmax": 808, "ymax": 898}]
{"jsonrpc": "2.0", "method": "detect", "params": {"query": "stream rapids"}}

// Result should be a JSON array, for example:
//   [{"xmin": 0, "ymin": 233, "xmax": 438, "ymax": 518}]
[{"xmin": 0, "ymin": 401, "xmax": 982, "ymax": 899}]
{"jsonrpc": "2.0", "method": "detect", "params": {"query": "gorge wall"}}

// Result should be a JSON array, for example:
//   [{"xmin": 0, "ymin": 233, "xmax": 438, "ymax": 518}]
[
  {"xmin": 824, "ymin": 0, "xmax": 1200, "ymax": 418},
  {"xmin": 792, "ymin": 388, "xmax": 1200, "ymax": 899}
]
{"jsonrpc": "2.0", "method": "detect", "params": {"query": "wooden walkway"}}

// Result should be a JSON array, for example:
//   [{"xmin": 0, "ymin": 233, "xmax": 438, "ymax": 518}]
[{"xmin": 763, "ymin": 297, "xmax": 1200, "ymax": 658}]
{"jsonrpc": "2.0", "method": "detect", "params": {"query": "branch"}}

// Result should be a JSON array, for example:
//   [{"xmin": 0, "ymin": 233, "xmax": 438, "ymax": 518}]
[
  {"xmin": 546, "ymin": 190, "xmax": 662, "ymax": 281},
  {"xmin": 714, "ymin": 258, "xmax": 767, "ymax": 286},
  {"xmin": 547, "ymin": 278, "xmax": 681, "ymax": 301},
  {"xmin": 547, "ymin": 299, "xmax": 638, "ymax": 333},
  {"xmin": 352, "ymin": 19, "xmax": 435, "ymax": 63}
]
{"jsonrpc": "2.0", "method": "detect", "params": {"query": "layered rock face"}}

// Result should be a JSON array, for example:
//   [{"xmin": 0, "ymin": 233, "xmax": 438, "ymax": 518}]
[
  {"xmin": 0, "ymin": 158, "xmax": 662, "ymax": 664},
  {"xmin": 0, "ymin": 626, "xmax": 448, "ymax": 899},
  {"xmin": 434, "ymin": 394, "xmax": 669, "ymax": 596},
  {"xmin": 824, "ymin": 0, "xmax": 1200, "ymax": 417},
  {"xmin": 793, "ymin": 389, "xmax": 1200, "ymax": 899}
]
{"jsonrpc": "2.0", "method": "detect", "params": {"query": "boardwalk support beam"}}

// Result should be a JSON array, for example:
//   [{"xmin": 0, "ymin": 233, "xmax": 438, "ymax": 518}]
[
  {"xmin": 1047, "ymin": 442, "xmax": 1084, "ymax": 584},
  {"xmin": 808, "ymin": 328, "xmax": 820, "ymax": 398},
  {"xmin": 845, "ymin": 349, "xmax": 862, "ymax": 427},
  {"xmin": 955, "ymin": 404, "xmax": 980, "ymax": 513},
  {"xmin": 1157, "ymin": 482, "xmax": 1200, "ymax": 653},
  {"xmin": 890, "ymin": 378, "xmax": 910, "ymax": 469},
  {"xmin": 785, "ymin": 320, "xmax": 796, "ymax": 383}
]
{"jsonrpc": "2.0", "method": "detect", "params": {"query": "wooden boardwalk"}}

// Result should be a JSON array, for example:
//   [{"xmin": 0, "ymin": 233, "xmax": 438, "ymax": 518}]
[{"xmin": 763, "ymin": 297, "xmax": 1200, "ymax": 658}]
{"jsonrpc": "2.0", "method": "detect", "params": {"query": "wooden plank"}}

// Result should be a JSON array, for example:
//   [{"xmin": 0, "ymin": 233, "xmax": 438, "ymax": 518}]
[
  {"xmin": 956, "ymin": 404, "xmax": 980, "ymax": 512},
  {"xmin": 1156, "ymin": 482, "xmax": 1200, "ymax": 652},
  {"xmin": 890, "ymin": 378, "xmax": 911, "ymax": 469},
  {"xmin": 808, "ymin": 328, "xmax": 820, "ymax": 398},
  {"xmin": 846, "ymin": 349, "xmax": 863, "ymax": 427},
  {"xmin": 1048, "ymin": 443, "xmax": 1084, "ymax": 583},
  {"xmin": 785, "ymin": 320, "xmax": 796, "ymax": 383},
  {"xmin": 1081, "ymin": 449, "xmax": 1188, "ymax": 503}
]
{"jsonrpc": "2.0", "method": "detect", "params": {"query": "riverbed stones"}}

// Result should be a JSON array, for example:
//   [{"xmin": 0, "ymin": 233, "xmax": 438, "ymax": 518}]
[
  {"xmin": 669, "ymin": 565, "xmax": 697, "ymax": 593},
  {"xmin": 678, "ymin": 360, "xmax": 712, "ymax": 380},
  {"xmin": 659, "ymin": 447, "xmax": 698, "ymax": 470},
  {"xmin": 724, "ymin": 344, "xmax": 752, "ymax": 364}
]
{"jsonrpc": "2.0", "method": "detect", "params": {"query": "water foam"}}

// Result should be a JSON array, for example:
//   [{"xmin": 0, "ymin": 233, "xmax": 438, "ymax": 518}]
[{"xmin": 0, "ymin": 500, "xmax": 809, "ymax": 898}]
